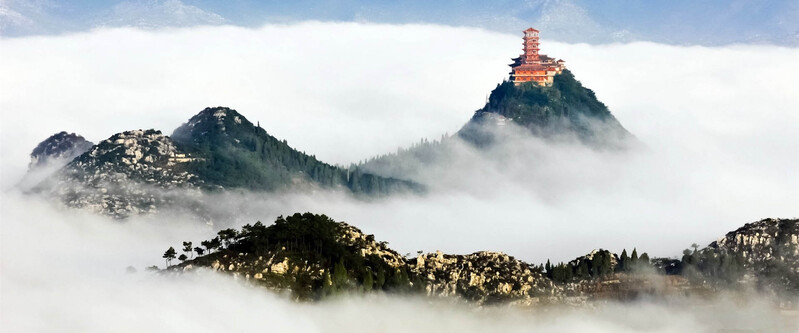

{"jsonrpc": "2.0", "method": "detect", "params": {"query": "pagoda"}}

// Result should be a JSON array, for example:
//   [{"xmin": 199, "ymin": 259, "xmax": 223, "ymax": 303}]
[{"xmin": 509, "ymin": 28, "xmax": 565, "ymax": 86}]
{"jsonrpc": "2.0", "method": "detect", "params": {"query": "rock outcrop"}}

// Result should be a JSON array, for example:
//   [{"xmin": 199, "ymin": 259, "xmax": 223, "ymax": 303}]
[
  {"xmin": 409, "ymin": 251, "xmax": 553, "ymax": 305},
  {"xmin": 38, "ymin": 129, "xmax": 204, "ymax": 218},
  {"xmin": 707, "ymin": 218, "xmax": 799, "ymax": 291}
]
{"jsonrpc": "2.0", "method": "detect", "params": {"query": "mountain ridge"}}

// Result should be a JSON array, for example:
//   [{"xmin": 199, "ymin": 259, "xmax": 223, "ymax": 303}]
[
  {"xmin": 29, "ymin": 108, "xmax": 422, "ymax": 218},
  {"xmin": 168, "ymin": 215, "xmax": 799, "ymax": 306}
]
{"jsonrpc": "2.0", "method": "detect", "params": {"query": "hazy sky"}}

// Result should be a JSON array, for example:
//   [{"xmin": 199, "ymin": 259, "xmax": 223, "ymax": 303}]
[
  {"xmin": 2, "ymin": 0, "xmax": 798, "ymax": 45},
  {"xmin": 1, "ymin": 21, "xmax": 798, "ymax": 333}
]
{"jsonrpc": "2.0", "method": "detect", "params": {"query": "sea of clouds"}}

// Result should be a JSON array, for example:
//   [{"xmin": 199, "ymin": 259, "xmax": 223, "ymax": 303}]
[{"xmin": 1, "ymin": 22, "xmax": 797, "ymax": 331}]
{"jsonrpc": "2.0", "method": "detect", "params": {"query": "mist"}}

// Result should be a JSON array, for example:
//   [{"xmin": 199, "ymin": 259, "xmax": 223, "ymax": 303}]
[
  {"xmin": 1, "ymin": 22, "xmax": 798, "ymax": 331},
  {"xmin": 1, "ymin": 192, "xmax": 793, "ymax": 332}
]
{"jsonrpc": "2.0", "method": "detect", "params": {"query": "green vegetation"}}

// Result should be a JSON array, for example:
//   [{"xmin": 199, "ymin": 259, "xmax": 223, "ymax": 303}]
[
  {"xmin": 171, "ymin": 107, "xmax": 421, "ymax": 196},
  {"xmin": 459, "ymin": 70, "xmax": 629, "ymax": 145},
  {"xmin": 544, "ymin": 248, "xmax": 653, "ymax": 283},
  {"xmin": 680, "ymin": 247, "xmax": 746, "ymax": 285},
  {"xmin": 170, "ymin": 213, "xmax": 414, "ymax": 300}
]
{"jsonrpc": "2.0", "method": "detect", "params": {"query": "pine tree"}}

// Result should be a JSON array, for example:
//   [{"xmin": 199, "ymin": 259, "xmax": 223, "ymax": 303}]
[
  {"xmin": 576, "ymin": 260, "xmax": 589, "ymax": 279},
  {"xmin": 639, "ymin": 253, "xmax": 650, "ymax": 266},
  {"xmin": 333, "ymin": 260, "xmax": 348, "ymax": 290},
  {"xmin": 363, "ymin": 269, "xmax": 374, "ymax": 292},
  {"xmin": 194, "ymin": 246, "xmax": 205, "ymax": 256},
  {"xmin": 322, "ymin": 271, "xmax": 334, "ymax": 296},
  {"xmin": 631, "ymin": 248, "xmax": 639, "ymax": 266},
  {"xmin": 163, "ymin": 247, "xmax": 177, "ymax": 267},
  {"xmin": 375, "ymin": 266, "xmax": 386, "ymax": 290},
  {"xmin": 545, "ymin": 259, "xmax": 552, "ymax": 278},
  {"xmin": 619, "ymin": 249, "xmax": 629, "ymax": 272},
  {"xmin": 182, "ymin": 241, "xmax": 193, "ymax": 259}
]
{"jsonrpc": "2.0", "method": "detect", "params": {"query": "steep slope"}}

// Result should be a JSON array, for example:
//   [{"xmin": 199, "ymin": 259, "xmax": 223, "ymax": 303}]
[
  {"xmin": 171, "ymin": 107, "xmax": 420, "ymax": 195},
  {"xmin": 459, "ymin": 70, "xmax": 631, "ymax": 146}
]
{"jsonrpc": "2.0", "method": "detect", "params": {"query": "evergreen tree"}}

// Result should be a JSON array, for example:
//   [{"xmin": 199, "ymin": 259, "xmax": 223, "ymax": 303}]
[
  {"xmin": 322, "ymin": 271, "xmax": 334, "ymax": 296},
  {"xmin": 576, "ymin": 260, "xmax": 589, "ymax": 279},
  {"xmin": 182, "ymin": 241, "xmax": 193, "ymax": 259},
  {"xmin": 194, "ymin": 246, "xmax": 205, "ymax": 256},
  {"xmin": 217, "ymin": 229, "xmax": 238, "ymax": 248},
  {"xmin": 163, "ymin": 247, "xmax": 177, "ymax": 267},
  {"xmin": 178, "ymin": 254, "xmax": 188, "ymax": 262},
  {"xmin": 639, "ymin": 253, "xmax": 650, "ymax": 266},
  {"xmin": 619, "ymin": 249, "xmax": 629, "ymax": 272},
  {"xmin": 375, "ymin": 266, "xmax": 386, "ymax": 290},
  {"xmin": 363, "ymin": 269, "xmax": 374, "ymax": 292},
  {"xmin": 545, "ymin": 259, "xmax": 552, "ymax": 279},
  {"xmin": 631, "ymin": 248, "xmax": 639, "ymax": 265},
  {"xmin": 201, "ymin": 240, "xmax": 212, "ymax": 254},
  {"xmin": 333, "ymin": 260, "xmax": 348, "ymax": 290}
]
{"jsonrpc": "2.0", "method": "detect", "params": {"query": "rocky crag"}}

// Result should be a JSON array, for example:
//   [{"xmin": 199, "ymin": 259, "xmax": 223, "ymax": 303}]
[{"xmin": 36, "ymin": 129, "xmax": 205, "ymax": 218}]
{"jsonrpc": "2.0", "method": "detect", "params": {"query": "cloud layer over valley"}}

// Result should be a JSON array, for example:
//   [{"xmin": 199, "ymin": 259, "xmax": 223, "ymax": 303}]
[{"xmin": 1, "ymin": 22, "xmax": 798, "ymax": 331}]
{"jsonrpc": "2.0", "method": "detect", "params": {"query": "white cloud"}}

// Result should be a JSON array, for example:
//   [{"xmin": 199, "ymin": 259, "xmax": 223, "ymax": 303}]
[
  {"xmin": 0, "ymin": 193, "xmax": 791, "ymax": 332},
  {"xmin": 0, "ymin": 23, "xmax": 798, "ymax": 330}
]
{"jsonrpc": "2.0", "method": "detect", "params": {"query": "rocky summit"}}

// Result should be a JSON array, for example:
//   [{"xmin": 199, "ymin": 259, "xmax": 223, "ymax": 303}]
[
  {"xmin": 28, "ymin": 131, "xmax": 94, "ymax": 169},
  {"xmin": 168, "ymin": 215, "xmax": 799, "ymax": 306},
  {"xmin": 37, "ymin": 129, "xmax": 204, "ymax": 218}
]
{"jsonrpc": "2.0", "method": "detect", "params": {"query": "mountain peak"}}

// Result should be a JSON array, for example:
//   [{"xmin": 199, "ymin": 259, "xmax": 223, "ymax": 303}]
[
  {"xmin": 458, "ymin": 69, "xmax": 631, "ymax": 146},
  {"xmin": 29, "ymin": 131, "xmax": 93, "ymax": 169}
]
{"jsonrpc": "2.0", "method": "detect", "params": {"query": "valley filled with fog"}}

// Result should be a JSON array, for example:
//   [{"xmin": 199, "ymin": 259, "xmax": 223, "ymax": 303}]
[{"xmin": 1, "ymin": 22, "xmax": 797, "ymax": 331}]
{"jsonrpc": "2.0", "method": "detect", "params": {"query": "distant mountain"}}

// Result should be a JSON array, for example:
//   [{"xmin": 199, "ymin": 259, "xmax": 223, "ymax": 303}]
[
  {"xmin": 3, "ymin": 0, "xmax": 797, "ymax": 46},
  {"xmin": 95, "ymin": 0, "xmax": 225, "ymax": 29},
  {"xmin": 31, "ymin": 107, "xmax": 420, "ymax": 218},
  {"xmin": 171, "ymin": 214, "xmax": 799, "ymax": 305}
]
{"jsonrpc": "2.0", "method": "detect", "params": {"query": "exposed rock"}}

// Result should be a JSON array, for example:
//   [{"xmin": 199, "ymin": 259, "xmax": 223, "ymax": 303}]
[
  {"xmin": 29, "ymin": 131, "xmax": 94, "ymax": 168},
  {"xmin": 409, "ymin": 251, "xmax": 554, "ymax": 305},
  {"xmin": 36, "ymin": 129, "xmax": 204, "ymax": 218}
]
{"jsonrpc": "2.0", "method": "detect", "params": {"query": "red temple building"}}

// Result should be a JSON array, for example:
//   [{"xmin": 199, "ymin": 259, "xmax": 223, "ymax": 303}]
[{"xmin": 509, "ymin": 28, "xmax": 566, "ymax": 86}]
